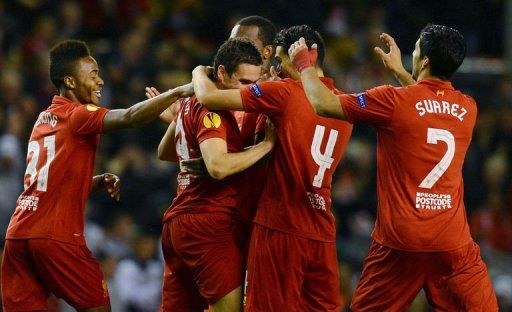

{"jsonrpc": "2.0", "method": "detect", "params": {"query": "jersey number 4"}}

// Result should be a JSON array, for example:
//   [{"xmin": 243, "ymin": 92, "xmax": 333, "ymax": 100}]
[
  {"xmin": 311, "ymin": 125, "xmax": 338, "ymax": 187},
  {"xmin": 24, "ymin": 135, "xmax": 56, "ymax": 192},
  {"xmin": 419, "ymin": 128, "xmax": 455, "ymax": 189}
]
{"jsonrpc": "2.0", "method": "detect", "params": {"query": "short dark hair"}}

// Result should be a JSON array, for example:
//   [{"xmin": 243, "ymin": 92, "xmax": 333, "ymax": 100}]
[
  {"xmin": 236, "ymin": 16, "xmax": 276, "ymax": 46},
  {"xmin": 213, "ymin": 38, "xmax": 262, "ymax": 78},
  {"xmin": 49, "ymin": 40, "xmax": 91, "ymax": 89},
  {"xmin": 419, "ymin": 24, "xmax": 466, "ymax": 80},
  {"xmin": 274, "ymin": 25, "xmax": 325, "ymax": 67}
]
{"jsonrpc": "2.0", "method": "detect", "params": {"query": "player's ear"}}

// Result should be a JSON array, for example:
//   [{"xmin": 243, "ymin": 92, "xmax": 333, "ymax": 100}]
[
  {"xmin": 63, "ymin": 76, "xmax": 75, "ymax": 89},
  {"xmin": 217, "ymin": 65, "xmax": 228, "ymax": 82},
  {"xmin": 262, "ymin": 45, "xmax": 274, "ymax": 60},
  {"xmin": 420, "ymin": 56, "xmax": 429, "ymax": 71}
]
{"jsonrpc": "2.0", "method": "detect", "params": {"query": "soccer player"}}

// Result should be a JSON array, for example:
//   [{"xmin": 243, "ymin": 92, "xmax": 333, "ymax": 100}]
[
  {"xmin": 192, "ymin": 25, "xmax": 353, "ymax": 311},
  {"xmin": 156, "ymin": 38, "xmax": 275, "ymax": 312},
  {"xmin": 289, "ymin": 24, "xmax": 498, "ymax": 310},
  {"xmin": 2, "ymin": 40, "xmax": 192, "ymax": 312}
]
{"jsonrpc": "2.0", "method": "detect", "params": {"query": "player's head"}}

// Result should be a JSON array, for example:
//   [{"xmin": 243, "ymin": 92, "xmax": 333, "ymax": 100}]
[
  {"xmin": 213, "ymin": 38, "xmax": 262, "ymax": 89},
  {"xmin": 230, "ymin": 15, "xmax": 276, "ymax": 70},
  {"xmin": 50, "ymin": 40, "xmax": 104, "ymax": 105},
  {"xmin": 273, "ymin": 25, "xmax": 325, "ymax": 80},
  {"xmin": 412, "ymin": 24, "xmax": 466, "ymax": 80}
]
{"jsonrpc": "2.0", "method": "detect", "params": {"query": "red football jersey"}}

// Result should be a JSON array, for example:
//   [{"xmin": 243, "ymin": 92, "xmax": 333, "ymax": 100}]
[
  {"xmin": 6, "ymin": 96, "xmax": 108, "ymax": 245},
  {"xmin": 240, "ymin": 78, "xmax": 353, "ymax": 242},
  {"xmin": 339, "ymin": 78, "xmax": 476, "ymax": 251},
  {"xmin": 163, "ymin": 96, "xmax": 244, "ymax": 222}
]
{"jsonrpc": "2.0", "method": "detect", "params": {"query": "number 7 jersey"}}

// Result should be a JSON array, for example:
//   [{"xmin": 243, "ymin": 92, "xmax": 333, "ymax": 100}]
[
  {"xmin": 6, "ymin": 96, "xmax": 108, "ymax": 245},
  {"xmin": 338, "ymin": 78, "xmax": 476, "ymax": 251},
  {"xmin": 240, "ymin": 78, "xmax": 353, "ymax": 242}
]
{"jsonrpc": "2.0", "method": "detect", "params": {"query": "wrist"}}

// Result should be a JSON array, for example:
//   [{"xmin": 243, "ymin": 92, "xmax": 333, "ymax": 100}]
[{"xmin": 292, "ymin": 48, "xmax": 314, "ymax": 73}]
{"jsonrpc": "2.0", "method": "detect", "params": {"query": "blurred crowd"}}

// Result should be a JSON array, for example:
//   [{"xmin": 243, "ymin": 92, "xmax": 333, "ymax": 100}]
[{"xmin": 0, "ymin": 0, "xmax": 510, "ymax": 311}]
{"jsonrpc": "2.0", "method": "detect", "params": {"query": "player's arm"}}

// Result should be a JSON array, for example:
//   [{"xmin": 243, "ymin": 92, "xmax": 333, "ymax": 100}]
[
  {"xmin": 91, "ymin": 173, "xmax": 121, "ymax": 201},
  {"xmin": 199, "ymin": 121, "xmax": 275, "ymax": 180},
  {"xmin": 192, "ymin": 66, "xmax": 244, "ymax": 111},
  {"xmin": 288, "ymin": 38, "xmax": 346, "ymax": 119},
  {"xmin": 158, "ymin": 121, "xmax": 178, "ymax": 162},
  {"xmin": 102, "ymin": 84, "xmax": 193, "ymax": 132},
  {"xmin": 374, "ymin": 33, "xmax": 416, "ymax": 87}
]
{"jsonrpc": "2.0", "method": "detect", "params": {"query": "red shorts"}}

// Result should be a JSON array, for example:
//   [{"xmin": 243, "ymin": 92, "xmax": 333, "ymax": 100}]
[
  {"xmin": 161, "ymin": 212, "xmax": 245, "ymax": 312},
  {"xmin": 1, "ymin": 239, "xmax": 109, "ymax": 311},
  {"xmin": 245, "ymin": 224, "xmax": 341, "ymax": 312},
  {"xmin": 351, "ymin": 240, "xmax": 498, "ymax": 311}
]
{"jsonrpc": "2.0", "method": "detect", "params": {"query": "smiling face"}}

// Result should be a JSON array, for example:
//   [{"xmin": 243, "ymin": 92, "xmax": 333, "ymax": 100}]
[
  {"xmin": 67, "ymin": 56, "xmax": 104, "ymax": 104},
  {"xmin": 218, "ymin": 63, "xmax": 261, "ymax": 89}
]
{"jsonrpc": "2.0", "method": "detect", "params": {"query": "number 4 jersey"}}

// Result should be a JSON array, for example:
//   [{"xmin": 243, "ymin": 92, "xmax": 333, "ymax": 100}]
[
  {"xmin": 6, "ymin": 96, "xmax": 108, "ymax": 245},
  {"xmin": 240, "ymin": 78, "xmax": 353, "ymax": 242},
  {"xmin": 338, "ymin": 78, "xmax": 476, "ymax": 251}
]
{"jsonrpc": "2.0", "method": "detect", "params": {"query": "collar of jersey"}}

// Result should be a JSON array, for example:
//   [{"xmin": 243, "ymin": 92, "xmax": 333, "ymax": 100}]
[
  {"xmin": 417, "ymin": 78, "xmax": 454, "ymax": 90},
  {"xmin": 51, "ymin": 96, "xmax": 74, "ymax": 106}
]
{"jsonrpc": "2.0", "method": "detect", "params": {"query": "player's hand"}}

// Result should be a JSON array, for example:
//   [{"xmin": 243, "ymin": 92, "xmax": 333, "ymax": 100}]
[
  {"xmin": 180, "ymin": 157, "xmax": 207, "ymax": 179},
  {"xmin": 174, "ymin": 82, "xmax": 194, "ymax": 98},
  {"xmin": 289, "ymin": 37, "xmax": 318, "ymax": 72},
  {"xmin": 374, "ymin": 33, "xmax": 406, "ymax": 74},
  {"xmin": 145, "ymin": 86, "xmax": 161, "ymax": 99},
  {"xmin": 102, "ymin": 173, "xmax": 121, "ymax": 201},
  {"xmin": 192, "ymin": 65, "xmax": 214, "ymax": 77},
  {"xmin": 263, "ymin": 119, "xmax": 277, "ymax": 148}
]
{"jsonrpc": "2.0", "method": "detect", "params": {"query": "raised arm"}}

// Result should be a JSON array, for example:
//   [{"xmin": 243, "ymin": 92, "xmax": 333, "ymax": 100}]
[
  {"xmin": 192, "ymin": 66, "xmax": 244, "ymax": 111},
  {"xmin": 374, "ymin": 33, "xmax": 416, "ymax": 87},
  {"xmin": 199, "ymin": 121, "xmax": 275, "ymax": 180},
  {"xmin": 288, "ymin": 38, "xmax": 346, "ymax": 119},
  {"xmin": 102, "ymin": 84, "xmax": 193, "ymax": 132}
]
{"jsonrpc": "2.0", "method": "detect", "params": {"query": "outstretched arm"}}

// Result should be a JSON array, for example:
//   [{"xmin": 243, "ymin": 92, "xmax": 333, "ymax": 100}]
[
  {"xmin": 374, "ymin": 33, "xmax": 416, "ymax": 87},
  {"xmin": 288, "ymin": 38, "xmax": 346, "ymax": 119},
  {"xmin": 102, "ymin": 84, "xmax": 193, "ymax": 132},
  {"xmin": 192, "ymin": 66, "xmax": 244, "ymax": 111},
  {"xmin": 199, "ymin": 121, "xmax": 275, "ymax": 180}
]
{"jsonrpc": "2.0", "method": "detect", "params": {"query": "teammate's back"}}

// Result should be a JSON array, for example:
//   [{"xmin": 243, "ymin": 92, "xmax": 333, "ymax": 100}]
[
  {"xmin": 241, "ymin": 77, "xmax": 353, "ymax": 241},
  {"xmin": 341, "ymin": 79, "xmax": 476, "ymax": 251}
]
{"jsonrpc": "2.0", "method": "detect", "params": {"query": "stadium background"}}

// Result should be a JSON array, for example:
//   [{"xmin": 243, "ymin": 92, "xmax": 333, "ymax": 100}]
[{"xmin": 0, "ymin": 0, "xmax": 511, "ymax": 311}]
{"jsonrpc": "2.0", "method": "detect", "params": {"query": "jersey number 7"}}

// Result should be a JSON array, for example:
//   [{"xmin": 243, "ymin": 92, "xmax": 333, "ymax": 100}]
[{"xmin": 419, "ymin": 128, "xmax": 455, "ymax": 189}]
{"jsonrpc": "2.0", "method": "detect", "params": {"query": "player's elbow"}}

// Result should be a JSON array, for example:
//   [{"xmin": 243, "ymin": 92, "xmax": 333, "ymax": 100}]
[{"xmin": 205, "ymin": 159, "xmax": 229, "ymax": 180}]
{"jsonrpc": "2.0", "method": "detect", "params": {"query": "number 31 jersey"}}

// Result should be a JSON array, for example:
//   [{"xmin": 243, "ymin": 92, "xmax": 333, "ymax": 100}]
[
  {"xmin": 6, "ymin": 96, "xmax": 108, "ymax": 245},
  {"xmin": 338, "ymin": 78, "xmax": 476, "ymax": 251},
  {"xmin": 240, "ymin": 78, "xmax": 353, "ymax": 242}
]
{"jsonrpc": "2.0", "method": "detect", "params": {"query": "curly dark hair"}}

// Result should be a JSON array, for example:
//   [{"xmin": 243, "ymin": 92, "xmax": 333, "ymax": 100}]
[
  {"xmin": 49, "ymin": 40, "xmax": 91, "ymax": 89},
  {"xmin": 273, "ymin": 25, "xmax": 325, "ymax": 67},
  {"xmin": 419, "ymin": 24, "xmax": 467, "ymax": 80}
]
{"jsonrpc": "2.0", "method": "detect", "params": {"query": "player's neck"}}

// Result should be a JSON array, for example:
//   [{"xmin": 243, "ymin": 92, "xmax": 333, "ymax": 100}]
[
  {"xmin": 416, "ymin": 69, "xmax": 444, "ymax": 82},
  {"xmin": 60, "ymin": 90, "xmax": 81, "ymax": 104}
]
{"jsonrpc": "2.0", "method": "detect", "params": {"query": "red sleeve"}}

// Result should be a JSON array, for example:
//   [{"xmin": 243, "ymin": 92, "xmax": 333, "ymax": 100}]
[
  {"xmin": 338, "ymin": 85, "xmax": 396, "ymax": 126},
  {"xmin": 194, "ymin": 107, "xmax": 228, "ymax": 144},
  {"xmin": 240, "ymin": 80, "xmax": 291, "ymax": 115},
  {"xmin": 68, "ymin": 104, "xmax": 109, "ymax": 136}
]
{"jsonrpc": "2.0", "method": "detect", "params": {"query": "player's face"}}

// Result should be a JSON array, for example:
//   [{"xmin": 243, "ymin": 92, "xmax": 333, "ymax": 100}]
[
  {"xmin": 219, "ymin": 63, "xmax": 261, "ymax": 89},
  {"xmin": 275, "ymin": 46, "xmax": 300, "ymax": 80},
  {"xmin": 412, "ymin": 39, "xmax": 422, "ymax": 80},
  {"xmin": 72, "ymin": 56, "xmax": 104, "ymax": 105}
]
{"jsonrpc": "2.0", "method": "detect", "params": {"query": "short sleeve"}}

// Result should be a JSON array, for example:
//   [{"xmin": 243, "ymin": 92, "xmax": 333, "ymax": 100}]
[
  {"xmin": 339, "ymin": 85, "xmax": 396, "ymax": 126},
  {"xmin": 68, "ymin": 104, "xmax": 109, "ymax": 136},
  {"xmin": 195, "ymin": 108, "xmax": 228, "ymax": 144},
  {"xmin": 240, "ymin": 80, "xmax": 291, "ymax": 115}
]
